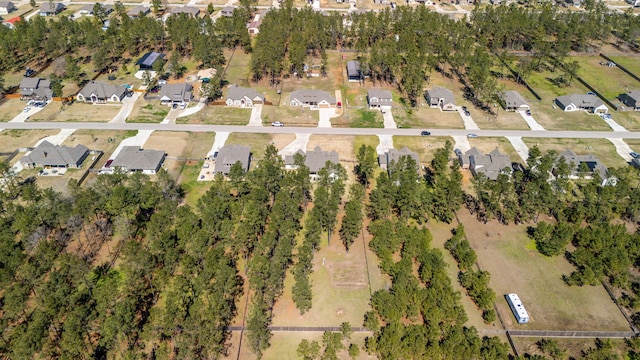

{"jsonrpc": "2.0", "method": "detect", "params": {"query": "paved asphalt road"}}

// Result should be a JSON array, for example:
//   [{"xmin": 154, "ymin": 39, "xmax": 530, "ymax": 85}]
[{"xmin": 5, "ymin": 121, "xmax": 640, "ymax": 139}]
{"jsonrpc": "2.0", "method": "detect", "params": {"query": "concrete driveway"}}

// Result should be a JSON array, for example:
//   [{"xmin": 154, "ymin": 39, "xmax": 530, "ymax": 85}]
[
  {"xmin": 318, "ymin": 108, "xmax": 335, "ymax": 128},
  {"xmin": 207, "ymin": 131, "xmax": 230, "ymax": 157},
  {"xmin": 161, "ymin": 107, "xmax": 183, "ymax": 124},
  {"xmin": 457, "ymin": 107, "xmax": 480, "ymax": 130},
  {"xmin": 517, "ymin": 110, "xmax": 546, "ymax": 131},
  {"xmin": 600, "ymin": 115, "xmax": 628, "ymax": 132},
  {"xmin": 382, "ymin": 109, "xmax": 397, "ymax": 129},
  {"xmin": 110, "ymin": 93, "xmax": 140, "ymax": 123},
  {"xmin": 10, "ymin": 101, "xmax": 52, "ymax": 123},
  {"xmin": 451, "ymin": 135, "xmax": 471, "ymax": 152},
  {"xmin": 278, "ymin": 133, "xmax": 310, "ymax": 156},
  {"xmin": 36, "ymin": 128, "xmax": 77, "ymax": 146},
  {"xmin": 376, "ymin": 135, "xmax": 394, "ymax": 155},
  {"xmin": 177, "ymin": 98, "xmax": 206, "ymax": 119},
  {"xmin": 505, "ymin": 136, "xmax": 529, "ymax": 162},
  {"xmin": 248, "ymin": 104, "xmax": 263, "ymax": 126},
  {"xmin": 107, "ymin": 130, "xmax": 154, "ymax": 162},
  {"xmin": 607, "ymin": 138, "xmax": 634, "ymax": 162}
]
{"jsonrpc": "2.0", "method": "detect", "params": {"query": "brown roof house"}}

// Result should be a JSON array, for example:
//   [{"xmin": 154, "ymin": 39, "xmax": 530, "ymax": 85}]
[
  {"xmin": 284, "ymin": 146, "xmax": 339, "ymax": 181},
  {"xmin": 77, "ymin": 81, "xmax": 129, "ymax": 103},
  {"xmin": 225, "ymin": 86, "xmax": 265, "ymax": 107},
  {"xmin": 367, "ymin": 89, "xmax": 393, "ymax": 110},
  {"xmin": 425, "ymin": 87, "xmax": 456, "ymax": 111},
  {"xmin": 289, "ymin": 89, "xmax": 336, "ymax": 108},
  {"xmin": 458, "ymin": 147, "xmax": 511, "ymax": 180},
  {"xmin": 619, "ymin": 90, "xmax": 640, "ymax": 111},
  {"xmin": 501, "ymin": 90, "xmax": 530, "ymax": 112},
  {"xmin": 214, "ymin": 144, "xmax": 251, "ymax": 175},
  {"xmin": 19, "ymin": 77, "xmax": 53, "ymax": 101},
  {"xmin": 110, "ymin": 146, "xmax": 166, "ymax": 174},
  {"xmin": 378, "ymin": 147, "xmax": 419, "ymax": 171},
  {"xmin": 20, "ymin": 141, "xmax": 89, "ymax": 169}
]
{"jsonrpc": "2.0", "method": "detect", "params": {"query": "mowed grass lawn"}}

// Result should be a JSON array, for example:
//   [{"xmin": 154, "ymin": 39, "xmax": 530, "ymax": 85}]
[
  {"xmin": 226, "ymin": 132, "xmax": 273, "ymax": 163},
  {"xmin": 522, "ymin": 137, "xmax": 628, "ymax": 169},
  {"xmin": 607, "ymin": 55, "xmax": 640, "ymax": 81},
  {"xmin": 30, "ymin": 102, "xmax": 121, "ymax": 122},
  {"xmin": 262, "ymin": 105, "xmax": 318, "ymax": 127},
  {"xmin": 467, "ymin": 137, "xmax": 522, "ymax": 163},
  {"xmin": 126, "ymin": 100, "xmax": 168, "ymax": 123},
  {"xmin": 177, "ymin": 106, "xmax": 251, "ymax": 125},
  {"xmin": 393, "ymin": 136, "xmax": 452, "ymax": 165},
  {"xmin": 457, "ymin": 210, "xmax": 629, "ymax": 331},
  {"xmin": 0, "ymin": 99, "xmax": 28, "ymax": 121},
  {"xmin": 569, "ymin": 56, "xmax": 640, "ymax": 101}
]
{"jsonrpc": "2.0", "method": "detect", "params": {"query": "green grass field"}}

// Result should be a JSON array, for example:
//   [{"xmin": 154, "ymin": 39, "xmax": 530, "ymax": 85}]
[
  {"xmin": 177, "ymin": 106, "xmax": 250, "ymax": 125},
  {"xmin": 393, "ymin": 136, "xmax": 452, "ymax": 165},
  {"xmin": 226, "ymin": 132, "xmax": 273, "ymax": 163},
  {"xmin": 569, "ymin": 56, "xmax": 640, "ymax": 101},
  {"xmin": 349, "ymin": 109, "xmax": 383, "ymax": 128}
]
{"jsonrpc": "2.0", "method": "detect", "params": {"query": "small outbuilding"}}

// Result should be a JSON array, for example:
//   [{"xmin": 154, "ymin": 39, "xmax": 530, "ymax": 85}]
[{"xmin": 136, "ymin": 52, "xmax": 165, "ymax": 70}]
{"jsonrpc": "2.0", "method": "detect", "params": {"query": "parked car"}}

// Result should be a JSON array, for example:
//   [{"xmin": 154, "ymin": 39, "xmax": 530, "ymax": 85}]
[
  {"xmin": 462, "ymin": 106, "xmax": 471, "ymax": 116},
  {"xmin": 23, "ymin": 107, "xmax": 31, "ymax": 112},
  {"xmin": 601, "ymin": 113, "xmax": 612, "ymax": 120},
  {"xmin": 105, "ymin": 159, "xmax": 114, "ymax": 168},
  {"xmin": 420, "ymin": 131, "xmax": 431, "ymax": 136},
  {"xmin": 631, "ymin": 152, "xmax": 640, "ymax": 159},
  {"xmin": 24, "ymin": 68, "xmax": 35, "ymax": 77},
  {"xmin": 586, "ymin": 92, "xmax": 596, "ymax": 96},
  {"xmin": 467, "ymin": 133, "xmax": 478, "ymax": 138},
  {"xmin": 179, "ymin": 103, "xmax": 187, "ymax": 110},
  {"xmin": 454, "ymin": 148, "xmax": 462, "ymax": 156},
  {"xmin": 271, "ymin": 121, "xmax": 284, "ymax": 127},
  {"xmin": 525, "ymin": 109, "xmax": 531, "ymax": 116},
  {"xmin": 213, "ymin": 151, "xmax": 219, "ymax": 158}
]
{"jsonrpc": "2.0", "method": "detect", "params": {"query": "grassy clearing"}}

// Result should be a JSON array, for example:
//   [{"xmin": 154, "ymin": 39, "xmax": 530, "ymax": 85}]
[
  {"xmin": 457, "ymin": 209, "xmax": 629, "ymax": 331},
  {"xmin": 349, "ymin": 109, "xmax": 383, "ymax": 128},
  {"xmin": 393, "ymin": 136, "xmax": 451, "ymax": 165},
  {"xmin": 0, "ymin": 99, "xmax": 27, "ymax": 121},
  {"xmin": 223, "ymin": 48, "xmax": 252, "ymax": 87},
  {"xmin": 608, "ymin": 55, "xmax": 640, "ymax": 80},
  {"xmin": 177, "ymin": 106, "xmax": 250, "ymax": 125},
  {"xmin": 353, "ymin": 135, "xmax": 379, "ymax": 153},
  {"xmin": 177, "ymin": 161, "xmax": 212, "ymax": 208},
  {"xmin": 226, "ymin": 132, "xmax": 273, "ymax": 164},
  {"xmin": 261, "ymin": 332, "xmax": 370, "ymax": 360},
  {"xmin": 0, "ymin": 129, "xmax": 59, "ymax": 153},
  {"xmin": 307, "ymin": 135, "xmax": 359, "ymax": 163},
  {"xmin": 511, "ymin": 337, "xmax": 628, "ymax": 360},
  {"xmin": 521, "ymin": 137, "xmax": 627, "ymax": 169},
  {"xmin": 127, "ymin": 100, "xmax": 168, "ymax": 123},
  {"xmin": 34, "ymin": 102, "xmax": 121, "ymax": 122},
  {"xmin": 261, "ymin": 105, "xmax": 318, "ymax": 127},
  {"xmin": 611, "ymin": 112, "xmax": 640, "ymax": 131},
  {"xmin": 570, "ymin": 56, "xmax": 640, "ymax": 101}
]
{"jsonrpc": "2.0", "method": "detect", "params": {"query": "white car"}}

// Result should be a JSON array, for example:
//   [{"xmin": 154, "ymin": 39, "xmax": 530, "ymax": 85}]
[
  {"xmin": 23, "ymin": 107, "xmax": 31, "ymax": 113},
  {"xmin": 179, "ymin": 103, "xmax": 187, "ymax": 110},
  {"xmin": 271, "ymin": 121, "xmax": 284, "ymax": 127}
]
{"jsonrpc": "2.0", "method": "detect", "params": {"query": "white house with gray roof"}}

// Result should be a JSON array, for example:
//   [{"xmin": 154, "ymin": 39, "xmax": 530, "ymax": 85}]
[
  {"xmin": 225, "ymin": 86, "xmax": 265, "ymax": 108},
  {"xmin": 555, "ymin": 94, "xmax": 608, "ymax": 114},
  {"xmin": 284, "ymin": 146, "xmax": 339, "ymax": 181},
  {"xmin": 110, "ymin": 146, "xmax": 166, "ymax": 174},
  {"xmin": 501, "ymin": 90, "xmax": 529, "ymax": 112},
  {"xmin": 220, "ymin": 6, "xmax": 235, "ymax": 16},
  {"xmin": 367, "ymin": 89, "xmax": 393, "ymax": 110},
  {"xmin": 619, "ymin": 90, "xmax": 640, "ymax": 111},
  {"xmin": 20, "ymin": 141, "xmax": 89, "ymax": 169},
  {"xmin": 425, "ymin": 87, "xmax": 456, "ymax": 111},
  {"xmin": 0, "ymin": 2, "xmax": 17, "ymax": 15},
  {"xmin": 79, "ymin": 3, "xmax": 114, "ymax": 15},
  {"xmin": 39, "ymin": 2, "xmax": 65, "ymax": 16},
  {"xmin": 214, "ymin": 145, "xmax": 251, "ymax": 175},
  {"xmin": 77, "ymin": 81, "xmax": 129, "ymax": 104},
  {"xmin": 289, "ymin": 89, "xmax": 336, "ymax": 108},
  {"xmin": 169, "ymin": 6, "xmax": 200, "ymax": 17},
  {"xmin": 19, "ymin": 77, "xmax": 53, "ymax": 101},
  {"xmin": 458, "ymin": 147, "xmax": 511, "ymax": 180},
  {"xmin": 159, "ymin": 83, "xmax": 192, "ymax": 105},
  {"xmin": 378, "ymin": 147, "xmax": 419, "ymax": 171}
]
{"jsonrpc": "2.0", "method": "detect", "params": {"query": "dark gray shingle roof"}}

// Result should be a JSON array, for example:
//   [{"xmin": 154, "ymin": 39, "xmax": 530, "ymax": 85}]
[{"xmin": 20, "ymin": 141, "xmax": 88, "ymax": 167}]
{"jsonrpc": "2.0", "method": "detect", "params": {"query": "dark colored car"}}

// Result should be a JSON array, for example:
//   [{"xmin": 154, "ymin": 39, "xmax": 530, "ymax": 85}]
[
  {"xmin": 105, "ymin": 159, "xmax": 114, "ymax": 168},
  {"xmin": 421, "ymin": 131, "xmax": 431, "ymax": 136},
  {"xmin": 24, "ymin": 68, "xmax": 35, "ymax": 77},
  {"xmin": 525, "ymin": 109, "xmax": 531, "ymax": 116},
  {"xmin": 462, "ymin": 106, "xmax": 470, "ymax": 116}
]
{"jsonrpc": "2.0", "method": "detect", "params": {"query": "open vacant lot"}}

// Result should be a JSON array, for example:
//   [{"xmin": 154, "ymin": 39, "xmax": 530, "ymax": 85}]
[
  {"xmin": 0, "ymin": 129, "xmax": 59, "ymax": 154},
  {"xmin": 522, "ymin": 137, "xmax": 627, "ymax": 169},
  {"xmin": 226, "ymin": 132, "xmax": 273, "ymax": 163},
  {"xmin": 307, "ymin": 135, "xmax": 359, "ymax": 164},
  {"xmin": 570, "ymin": 55, "xmax": 640, "ymax": 102},
  {"xmin": 457, "ymin": 210, "xmax": 629, "ymax": 331},
  {"xmin": 262, "ymin": 105, "xmax": 318, "ymax": 127},
  {"xmin": 0, "ymin": 99, "xmax": 28, "ymax": 122},
  {"xmin": 393, "ymin": 136, "xmax": 451, "ymax": 165},
  {"xmin": 511, "ymin": 337, "xmax": 628, "ymax": 360},
  {"xmin": 178, "ymin": 106, "xmax": 250, "ymax": 125},
  {"xmin": 126, "ymin": 100, "xmax": 168, "ymax": 123},
  {"xmin": 30, "ymin": 102, "xmax": 121, "ymax": 122}
]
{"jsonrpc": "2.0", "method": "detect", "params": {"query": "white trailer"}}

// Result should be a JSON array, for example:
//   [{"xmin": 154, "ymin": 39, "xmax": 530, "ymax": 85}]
[{"xmin": 506, "ymin": 293, "xmax": 529, "ymax": 324}]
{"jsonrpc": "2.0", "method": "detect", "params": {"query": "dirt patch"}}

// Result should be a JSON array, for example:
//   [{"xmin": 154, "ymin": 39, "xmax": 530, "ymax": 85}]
[
  {"xmin": 271, "ymin": 133, "xmax": 296, "ymax": 151},
  {"xmin": 144, "ymin": 131, "xmax": 189, "ymax": 157},
  {"xmin": 307, "ymin": 135, "xmax": 357, "ymax": 162}
]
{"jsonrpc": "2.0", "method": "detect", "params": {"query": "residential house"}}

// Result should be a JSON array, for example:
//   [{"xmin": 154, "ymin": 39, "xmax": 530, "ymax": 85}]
[
  {"xmin": 214, "ymin": 145, "xmax": 251, "ymax": 175},
  {"xmin": 225, "ymin": 86, "xmax": 265, "ymax": 108},
  {"xmin": 136, "ymin": 52, "xmax": 165, "ymax": 70},
  {"xmin": 289, "ymin": 89, "xmax": 336, "ymax": 108},
  {"xmin": 0, "ymin": 1, "xmax": 16, "ymax": 15},
  {"xmin": 555, "ymin": 149, "xmax": 608, "ymax": 180},
  {"xmin": 158, "ymin": 83, "xmax": 193, "ymax": 105},
  {"xmin": 458, "ymin": 147, "xmax": 511, "ymax": 180},
  {"xmin": 127, "ymin": 5, "xmax": 150, "ymax": 17},
  {"xmin": 346, "ymin": 60, "xmax": 361, "ymax": 82},
  {"xmin": 378, "ymin": 147, "xmax": 419, "ymax": 171},
  {"xmin": 39, "ymin": 2, "xmax": 65, "ymax": 16},
  {"xmin": 247, "ymin": 10, "xmax": 268, "ymax": 35},
  {"xmin": 110, "ymin": 146, "xmax": 166, "ymax": 174},
  {"xmin": 220, "ymin": 6, "xmax": 235, "ymax": 16},
  {"xmin": 425, "ymin": 87, "xmax": 456, "ymax": 111},
  {"xmin": 77, "ymin": 81, "xmax": 129, "ymax": 104},
  {"xmin": 20, "ymin": 141, "xmax": 89, "ymax": 169},
  {"xmin": 367, "ymin": 89, "xmax": 393, "ymax": 110},
  {"xmin": 284, "ymin": 146, "xmax": 339, "ymax": 181},
  {"xmin": 19, "ymin": 77, "xmax": 53, "ymax": 101},
  {"xmin": 555, "ymin": 94, "xmax": 608, "ymax": 114},
  {"xmin": 619, "ymin": 90, "xmax": 640, "ymax": 111},
  {"xmin": 79, "ymin": 3, "xmax": 114, "ymax": 15},
  {"xmin": 501, "ymin": 90, "xmax": 530, "ymax": 112},
  {"xmin": 169, "ymin": 6, "xmax": 200, "ymax": 17}
]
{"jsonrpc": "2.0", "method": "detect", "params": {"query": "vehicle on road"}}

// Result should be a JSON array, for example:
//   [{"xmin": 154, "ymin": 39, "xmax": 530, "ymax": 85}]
[
  {"xmin": 467, "ymin": 133, "xmax": 478, "ymax": 138},
  {"xmin": 272, "ymin": 121, "xmax": 284, "ymax": 127},
  {"xmin": 631, "ymin": 152, "xmax": 640, "ymax": 159},
  {"xmin": 420, "ymin": 131, "xmax": 431, "ymax": 136}
]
